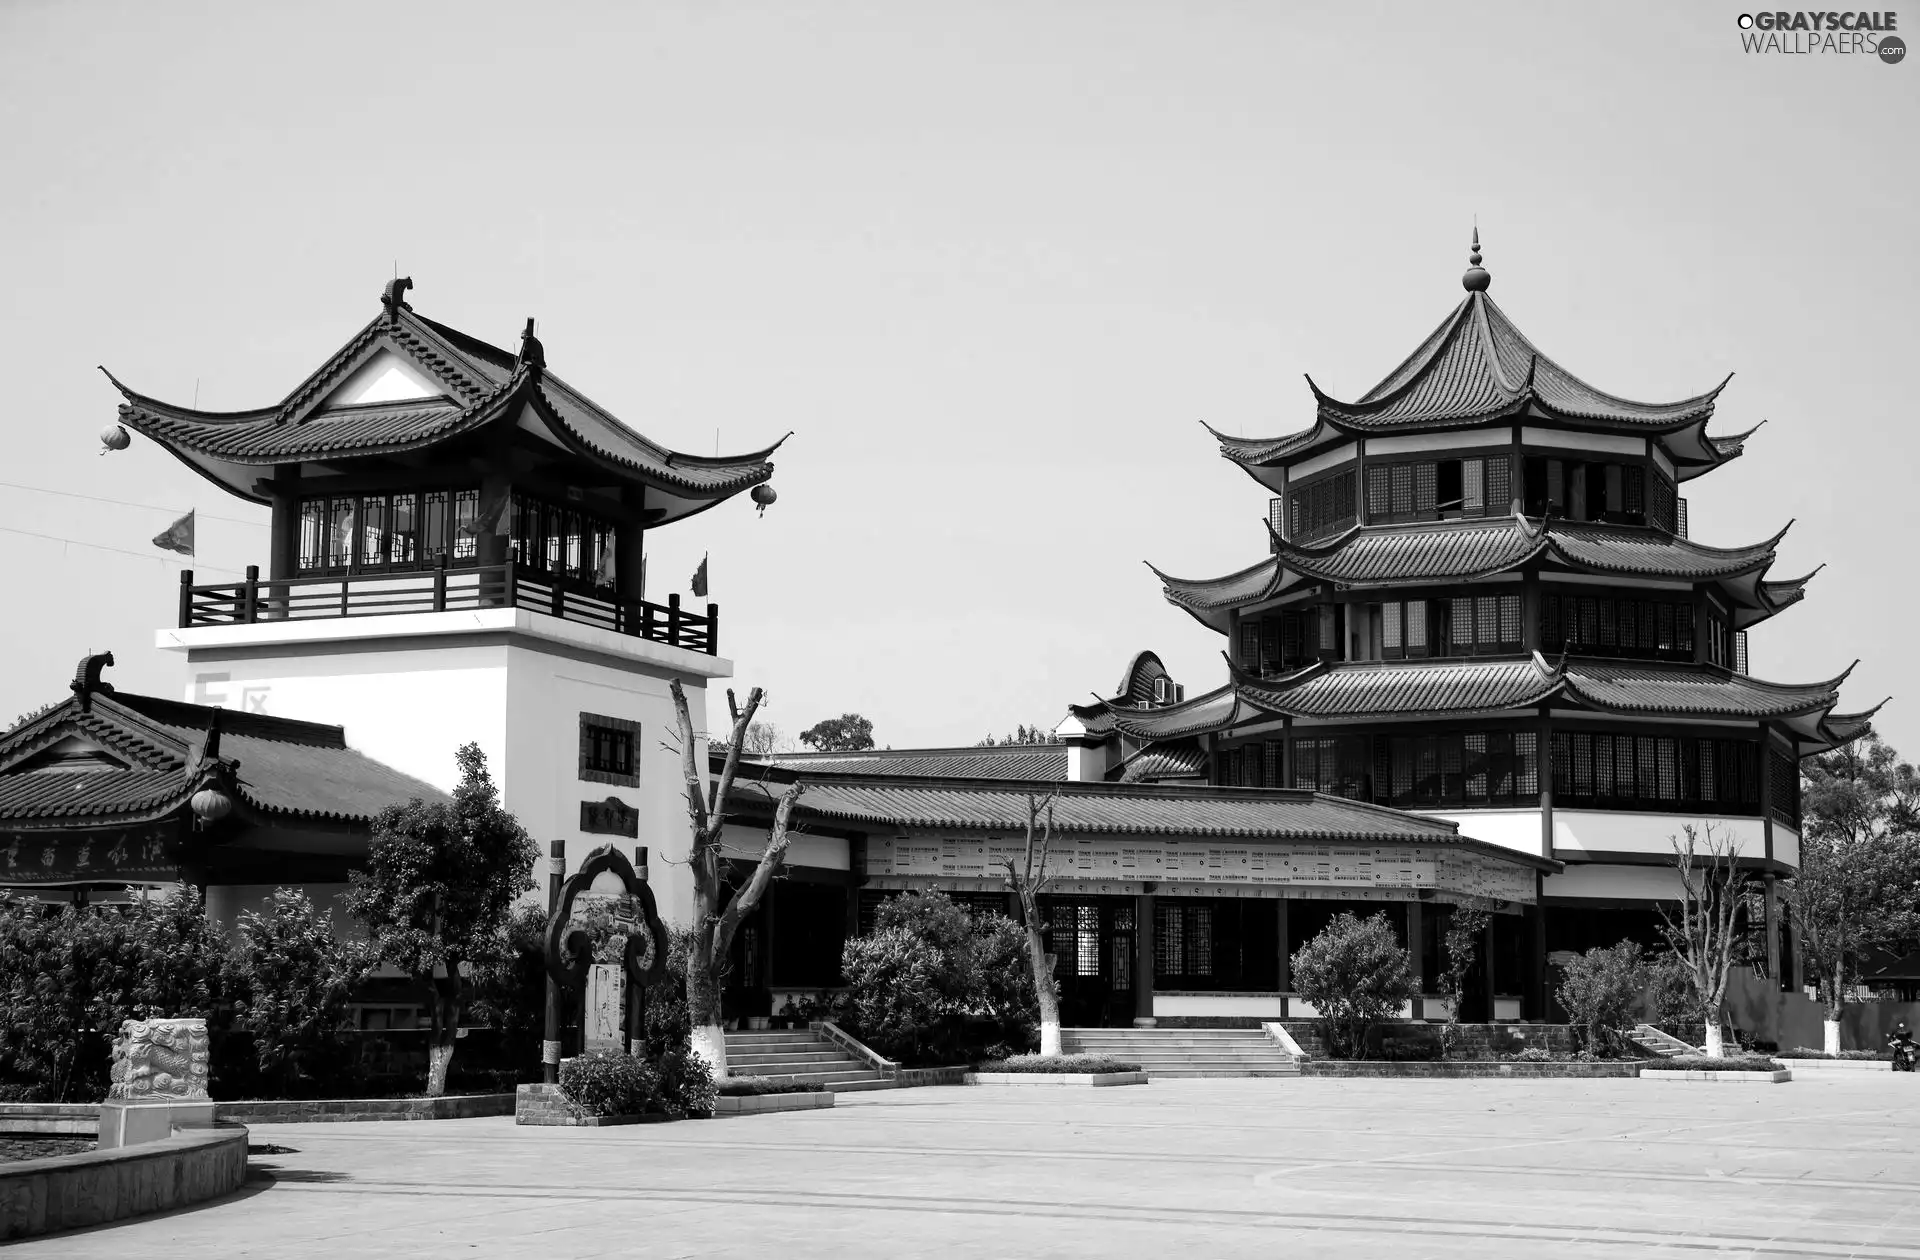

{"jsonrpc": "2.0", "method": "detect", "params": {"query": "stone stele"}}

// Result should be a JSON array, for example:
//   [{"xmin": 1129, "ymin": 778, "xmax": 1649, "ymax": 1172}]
[{"xmin": 108, "ymin": 1017, "xmax": 212, "ymax": 1101}]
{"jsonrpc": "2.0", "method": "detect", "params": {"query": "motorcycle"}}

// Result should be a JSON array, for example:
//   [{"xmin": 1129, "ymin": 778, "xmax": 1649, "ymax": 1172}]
[{"xmin": 1891, "ymin": 1037, "xmax": 1917, "ymax": 1073}]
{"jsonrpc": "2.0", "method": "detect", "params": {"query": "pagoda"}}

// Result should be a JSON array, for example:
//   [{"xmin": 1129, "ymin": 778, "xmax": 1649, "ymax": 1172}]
[
  {"xmin": 102, "ymin": 278, "xmax": 784, "ymax": 926},
  {"xmin": 1064, "ymin": 233, "xmax": 1878, "ymax": 1016}
]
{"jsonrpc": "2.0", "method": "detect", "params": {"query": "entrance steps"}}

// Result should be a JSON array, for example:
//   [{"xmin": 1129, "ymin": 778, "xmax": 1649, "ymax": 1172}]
[
  {"xmin": 723, "ymin": 1029, "xmax": 894, "ymax": 1092},
  {"xmin": 1626, "ymin": 1024, "xmax": 1701, "ymax": 1058},
  {"xmin": 1062, "ymin": 1027, "xmax": 1300, "ymax": 1078}
]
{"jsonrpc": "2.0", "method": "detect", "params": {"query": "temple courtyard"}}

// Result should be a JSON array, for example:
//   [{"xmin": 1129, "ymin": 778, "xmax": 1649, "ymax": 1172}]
[{"xmin": 15, "ymin": 1076, "xmax": 1920, "ymax": 1258}]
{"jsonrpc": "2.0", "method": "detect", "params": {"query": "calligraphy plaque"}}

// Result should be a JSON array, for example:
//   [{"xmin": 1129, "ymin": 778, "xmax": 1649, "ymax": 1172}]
[{"xmin": 580, "ymin": 796, "xmax": 639, "ymax": 838}]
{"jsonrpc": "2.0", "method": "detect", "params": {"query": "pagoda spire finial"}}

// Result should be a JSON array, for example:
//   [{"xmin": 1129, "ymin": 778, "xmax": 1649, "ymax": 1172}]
[{"xmin": 1462, "ymin": 224, "xmax": 1490, "ymax": 293}]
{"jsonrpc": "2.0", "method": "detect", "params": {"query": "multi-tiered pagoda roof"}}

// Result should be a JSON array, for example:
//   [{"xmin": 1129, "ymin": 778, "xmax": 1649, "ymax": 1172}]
[{"xmin": 1154, "ymin": 514, "xmax": 1815, "ymax": 632}]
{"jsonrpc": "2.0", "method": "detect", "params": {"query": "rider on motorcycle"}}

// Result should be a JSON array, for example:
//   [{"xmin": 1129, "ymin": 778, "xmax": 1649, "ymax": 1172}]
[{"xmin": 1890, "ymin": 1021, "xmax": 1917, "ymax": 1071}]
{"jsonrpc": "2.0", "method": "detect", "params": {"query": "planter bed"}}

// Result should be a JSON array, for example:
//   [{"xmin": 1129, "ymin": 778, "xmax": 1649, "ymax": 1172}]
[
  {"xmin": 963, "ymin": 1071, "xmax": 1148, "ymax": 1087},
  {"xmin": 0, "ymin": 1104, "xmax": 99, "ymax": 1138},
  {"xmin": 0, "ymin": 1123, "xmax": 248, "ymax": 1241},
  {"xmin": 219, "ymin": 1094, "xmax": 517, "ymax": 1123},
  {"xmin": 711, "ymin": 1091, "xmax": 837, "ymax": 1116},
  {"xmin": 1301, "ymin": 1061, "xmax": 1643, "ymax": 1079},
  {"xmin": 1643, "ymin": 1069, "xmax": 1793, "ymax": 1083},
  {"xmin": 1770, "ymin": 1056, "xmax": 1889, "ymax": 1071}
]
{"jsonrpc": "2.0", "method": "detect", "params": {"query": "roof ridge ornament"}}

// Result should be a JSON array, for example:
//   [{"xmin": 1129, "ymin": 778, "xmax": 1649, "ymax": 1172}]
[
  {"xmin": 1462, "ymin": 226, "xmax": 1490, "ymax": 293},
  {"xmin": 517, "ymin": 318, "xmax": 545, "ymax": 373},
  {"xmin": 71, "ymin": 651, "xmax": 116, "ymax": 711},
  {"xmin": 381, "ymin": 276, "xmax": 414, "ymax": 324}
]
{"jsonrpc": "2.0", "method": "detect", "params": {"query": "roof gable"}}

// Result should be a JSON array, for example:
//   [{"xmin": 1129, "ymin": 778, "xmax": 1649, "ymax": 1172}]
[{"xmin": 320, "ymin": 349, "xmax": 450, "ymax": 409}]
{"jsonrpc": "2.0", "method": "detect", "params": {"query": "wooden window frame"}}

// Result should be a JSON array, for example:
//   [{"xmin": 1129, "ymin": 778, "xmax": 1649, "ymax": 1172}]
[{"xmin": 579, "ymin": 712, "xmax": 641, "ymax": 788}]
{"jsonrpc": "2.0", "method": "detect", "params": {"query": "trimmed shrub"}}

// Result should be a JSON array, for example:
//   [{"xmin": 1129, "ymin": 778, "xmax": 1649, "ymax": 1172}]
[
  {"xmin": 1775, "ymin": 1047, "xmax": 1892, "ymax": 1060},
  {"xmin": 973, "ymin": 1054, "xmax": 1142, "ymax": 1074},
  {"xmin": 560, "ymin": 1050, "xmax": 659, "ymax": 1117},
  {"xmin": 1508, "ymin": 1046, "xmax": 1555, "ymax": 1063},
  {"xmin": 1639, "ymin": 1054, "xmax": 1780, "ymax": 1072},
  {"xmin": 715, "ymin": 1075, "xmax": 825, "ymax": 1096},
  {"xmin": 655, "ymin": 1046, "xmax": 716, "ymax": 1118},
  {"xmin": 228, "ymin": 889, "xmax": 368, "ymax": 1099},
  {"xmin": 1555, "ymin": 940, "xmax": 1646, "ymax": 1056},
  {"xmin": 1290, "ymin": 912, "xmax": 1416, "ymax": 1059}
]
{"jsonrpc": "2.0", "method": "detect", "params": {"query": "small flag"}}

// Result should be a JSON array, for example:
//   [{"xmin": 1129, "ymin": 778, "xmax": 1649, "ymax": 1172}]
[
  {"xmin": 690, "ymin": 553, "xmax": 709, "ymax": 599},
  {"xmin": 152, "ymin": 510, "xmax": 194, "ymax": 556},
  {"xmin": 594, "ymin": 537, "xmax": 616, "ymax": 587}
]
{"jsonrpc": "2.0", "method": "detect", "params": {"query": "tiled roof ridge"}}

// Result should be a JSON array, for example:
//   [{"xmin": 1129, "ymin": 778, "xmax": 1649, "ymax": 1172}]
[
  {"xmin": 1478, "ymin": 295, "xmax": 1732, "ymax": 418},
  {"xmin": 763, "ymin": 744, "xmax": 1066, "ymax": 760},
  {"xmin": 108, "ymin": 692, "xmax": 351, "ymax": 748},
  {"xmin": 0, "ymin": 700, "xmax": 186, "ymax": 775}
]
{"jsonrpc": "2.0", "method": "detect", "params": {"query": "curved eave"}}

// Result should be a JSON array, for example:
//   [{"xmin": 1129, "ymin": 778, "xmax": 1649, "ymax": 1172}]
[
  {"xmin": 1148, "ymin": 557, "xmax": 1283, "ymax": 632},
  {"xmin": 1744, "ymin": 566, "xmax": 1821, "ymax": 630},
  {"xmin": 1235, "ymin": 657, "xmax": 1562, "ymax": 721},
  {"xmin": 1093, "ymin": 683, "xmax": 1249, "ymax": 742},
  {"xmin": 1553, "ymin": 660, "xmax": 1858, "ymax": 744},
  {"xmin": 1807, "ymin": 702, "xmax": 1887, "ymax": 755},
  {"xmin": 112, "ymin": 372, "xmax": 533, "ymax": 502},
  {"xmin": 0, "ymin": 793, "xmax": 195, "ymax": 832},
  {"xmin": 523, "ymin": 385, "xmax": 778, "ymax": 512}
]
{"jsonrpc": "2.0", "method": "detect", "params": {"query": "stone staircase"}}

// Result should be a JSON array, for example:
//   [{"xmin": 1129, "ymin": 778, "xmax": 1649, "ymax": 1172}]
[
  {"xmin": 1627, "ymin": 1024, "xmax": 1701, "ymax": 1058},
  {"xmin": 723, "ymin": 1028, "xmax": 894, "ymax": 1092},
  {"xmin": 1061, "ymin": 1027, "xmax": 1301, "ymax": 1078}
]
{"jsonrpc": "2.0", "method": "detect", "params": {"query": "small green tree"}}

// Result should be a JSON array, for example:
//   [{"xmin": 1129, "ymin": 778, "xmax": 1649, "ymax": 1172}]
[
  {"xmin": 1291, "ymin": 912, "xmax": 1416, "ymax": 1060},
  {"xmin": 228, "ymin": 889, "xmax": 366, "ymax": 1097},
  {"xmin": 798, "ymin": 714, "xmax": 876, "ymax": 752},
  {"xmin": 125, "ymin": 884, "xmax": 230, "ymax": 1020},
  {"xmin": 1555, "ymin": 940, "xmax": 1646, "ymax": 1056},
  {"xmin": 0, "ymin": 902, "xmax": 127, "ymax": 1101},
  {"xmin": 841, "ymin": 926, "xmax": 946, "ymax": 1062},
  {"xmin": 345, "ymin": 744, "xmax": 537, "ymax": 1095},
  {"xmin": 1438, "ymin": 903, "xmax": 1489, "ymax": 1056}
]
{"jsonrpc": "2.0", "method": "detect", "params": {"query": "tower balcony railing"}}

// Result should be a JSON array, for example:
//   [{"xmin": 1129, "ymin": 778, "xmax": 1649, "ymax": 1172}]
[{"xmin": 176, "ymin": 557, "xmax": 718, "ymax": 655}]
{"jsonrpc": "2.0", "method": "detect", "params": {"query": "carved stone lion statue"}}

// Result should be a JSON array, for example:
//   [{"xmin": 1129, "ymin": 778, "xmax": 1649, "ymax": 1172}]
[{"xmin": 107, "ymin": 1017, "xmax": 211, "ymax": 1101}]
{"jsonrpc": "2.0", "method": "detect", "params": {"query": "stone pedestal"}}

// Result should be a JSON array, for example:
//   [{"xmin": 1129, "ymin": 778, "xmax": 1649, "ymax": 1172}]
[{"xmin": 97, "ymin": 1099, "xmax": 217, "ymax": 1149}]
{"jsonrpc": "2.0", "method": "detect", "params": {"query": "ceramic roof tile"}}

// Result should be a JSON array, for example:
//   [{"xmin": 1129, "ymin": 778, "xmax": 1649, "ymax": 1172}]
[{"xmin": 752, "ymin": 747, "xmax": 1067, "ymax": 782}]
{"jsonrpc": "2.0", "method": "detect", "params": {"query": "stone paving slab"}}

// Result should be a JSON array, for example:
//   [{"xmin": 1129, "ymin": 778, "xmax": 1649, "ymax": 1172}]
[{"xmin": 8, "ymin": 1074, "xmax": 1920, "ymax": 1258}]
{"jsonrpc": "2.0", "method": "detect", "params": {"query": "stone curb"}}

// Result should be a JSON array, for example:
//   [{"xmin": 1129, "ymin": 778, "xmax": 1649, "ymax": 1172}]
[
  {"xmin": 1301, "ymin": 1062, "xmax": 1644, "ymax": 1078},
  {"xmin": 1771, "ymin": 1058, "xmax": 1890, "ymax": 1071},
  {"xmin": 712, "ymin": 1092, "xmax": 836, "ymax": 1116},
  {"xmin": 1641, "ymin": 1069, "xmax": 1793, "ymax": 1083},
  {"xmin": 962, "ymin": 1072, "xmax": 1149, "ymax": 1087}
]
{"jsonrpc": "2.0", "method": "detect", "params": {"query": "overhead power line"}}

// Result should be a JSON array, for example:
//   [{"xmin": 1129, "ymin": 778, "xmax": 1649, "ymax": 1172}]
[
  {"xmin": 0, "ymin": 480, "xmax": 266, "ymax": 527},
  {"xmin": 0, "ymin": 524, "xmax": 244, "ymax": 577}
]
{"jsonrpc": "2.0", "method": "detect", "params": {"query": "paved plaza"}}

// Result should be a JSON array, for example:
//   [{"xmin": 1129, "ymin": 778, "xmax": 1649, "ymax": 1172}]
[{"xmin": 17, "ymin": 1076, "xmax": 1920, "ymax": 1259}]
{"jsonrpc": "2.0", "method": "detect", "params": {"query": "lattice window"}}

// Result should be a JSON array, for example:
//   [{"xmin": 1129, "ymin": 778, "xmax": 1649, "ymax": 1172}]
[
  {"xmin": 1464, "ymin": 733, "xmax": 1489, "ymax": 800},
  {"xmin": 1514, "ymin": 732, "xmax": 1539, "ymax": 797},
  {"xmin": 451, "ymin": 490, "xmax": 479, "ymax": 560},
  {"xmin": 1656, "ymin": 738, "xmax": 1679, "ymax": 800},
  {"xmin": 1594, "ymin": 734, "xmax": 1616, "ymax": 798},
  {"xmin": 1499, "ymin": 595, "xmax": 1521, "ymax": 645},
  {"xmin": 1265, "ymin": 741, "xmax": 1284, "ymax": 788},
  {"xmin": 1366, "ymin": 466, "xmax": 1391, "ymax": 520},
  {"xmin": 1487, "ymin": 456, "xmax": 1511, "ymax": 516},
  {"xmin": 1239, "ymin": 623, "xmax": 1261, "ymax": 672},
  {"xmin": 1188, "ymin": 905, "xmax": 1213, "ymax": 976},
  {"xmin": 579, "ymin": 712, "xmax": 641, "ymax": 788},
  {"xmin": 297, "ymin": 500, "xmax": 327, "ymax": 570},
  {"xmin": 1076, "ymin": 905, "xmax": 1100, "ymax": 977},
  {"xmin": 1570, "ymin": 733, "xmax": 1593, "ymax": 797},
  {"xmin": 1391, "ymin": 464, "xmax": 1414, "ymax": 517},
  {"xmin": 1475, "ymin": 596, "xmax": 1499, "ymax": 647},
  {"xmin": 1269, "ymin": 496, "xmax": 1285, "ymax": 545},
  {"xmin": 1156, "ymin": 903, "xmax": 1185, "ymax": 975},
  {"xmin": 1406, "ymin": 600, "xmax": 1428, "ymax": 653},
  {"xmin": 1414, "ymin": 463, "xmax": 1437, "ymax": 515},
  {"xmin": 1381, "ymin": 602, "xmax": 1403, "ymax": 655},
  {"xmin": 1551, "ymin": 733, "xmax": 1572, "ymax": 795},
  {"xmin": 1463, "ymin": 459, "xmax": 1485, "ymax": 515}
]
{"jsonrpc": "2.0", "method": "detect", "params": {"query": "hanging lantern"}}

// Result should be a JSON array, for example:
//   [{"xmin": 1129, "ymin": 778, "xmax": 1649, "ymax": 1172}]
[
  {"xmin": 189, "ymin": 786, "xmax": 232, "ymax": 824},
  {"xmin": 750, "ymin": 483, "xmax": 778, "ymax": 517},
  {"xmin": 99, "ymin": 424, "xmax": 130, "ymax": 454}
]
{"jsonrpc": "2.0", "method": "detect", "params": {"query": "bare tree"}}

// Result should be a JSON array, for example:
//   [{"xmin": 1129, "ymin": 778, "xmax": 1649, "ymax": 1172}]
[
  {"xmin": 1657, "ymin": 822, "xmax": 1745, "ymax": 1058},
  {"xmin": 998, "ymin": 791, "xmax": 1064, "ymax": 1056},
  {"xmin": 668, "ymin": 679, "xmax": 804, "ymax": 1078}
]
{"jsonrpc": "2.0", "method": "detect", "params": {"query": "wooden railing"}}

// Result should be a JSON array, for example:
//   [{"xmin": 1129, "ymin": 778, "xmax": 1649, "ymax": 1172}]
[{"xmin": 177, "ymin": 557, "xmax": 718, "ymax": 655}]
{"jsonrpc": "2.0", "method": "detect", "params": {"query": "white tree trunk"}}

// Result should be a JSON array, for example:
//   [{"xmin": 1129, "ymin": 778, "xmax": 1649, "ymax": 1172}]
[
  {"xmin": 1823, "ymin": 1019, "xmax": 1842, "ymax": 1057},
  {"xmin": 426, "ymin": 1042, "xmax": 455, "ymax": 1096},
  {"xmin": 1039, "ymin": 1021, "xmax": 1062, "ymax": 1057},
  {"xmin": 1702, "ymin": 1023, "xmax": 1725, "ymax": 1058},
  {"xmin": 691, "ymin": 1022, "xmax": 730, "ymax": 1078}
]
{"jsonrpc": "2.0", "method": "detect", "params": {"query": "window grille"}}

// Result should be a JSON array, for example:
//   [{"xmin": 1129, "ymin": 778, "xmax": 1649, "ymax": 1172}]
[
  {"xmin": 578, "ymin": 712, "xmax": 641, "ymax": 787},
  {"xmin": 1382, "ymin": 602, "xmax": 1403, "ymax": 653},
  {"xmin": 1391, "ymin": 464, "xmax": 1414, "ymax": 516},
  {"xmin": 1734, "ymin": 631, "xmax": 1749, "ymax": 675},
  {"xmin": 297, "ymin": 500, "xmax": 327, "ymax": 571},
  {"xmin": 1264, "ymin": 741, "xmax": 1283, "ymax": 787},
  {"xmin": 1551, "ymin": 733, "xmax": 1572, "ymax": 795},
  {"xmin": 1269, "ymin": 496, "xmax": 1285, "ymax": 545},
  {"xmin": 1413, "ymin": 463, "xmax": 1436, "ymax": 515},
  {"xmin": 1366, "ymin": 466, "xmax": 1391, "ymax": 520},
  {"xmin": 1406, "ymin": 601, "xmax": 1428, "ymax": 652},
  {"xmin": 1499, "ymin": 595, "xmax": 1521, "ymax": 645},
  {"xmin": 1239, "ymin": 623, "xmax": 1261, "ymax": 671},
  {"xmin": 1677, "ymin": 497, "xmax": 1690, "ymax": 539},
  {"xmin": 1464, "ymin": 732, "xmax": 1488, "ymax": 798},
  {"xmin": 1188, "ymin": 905, "xmax": 1213, "ymax": 976},
  {"xmin": 1486, "ymin": 456, "xmax": 1511, "ymax": 516},
  {"xmin": 1156, "ymin": 904, "xmax": 1185, "ymax": 975},
  {"xmin": 1463, "ymin": 459, "xmax": 1485, "ymax": 514},
  {"xmin": 451, "ymin": 490, "xmax": 479, "ymax": 560},
  {"xmin": 1514, "ymin": 732, "xmax": 1539, "ymax": 796},
  {"xmin": 1077, "ymin": 905, "xmax": 1100, "ymax": 977}
]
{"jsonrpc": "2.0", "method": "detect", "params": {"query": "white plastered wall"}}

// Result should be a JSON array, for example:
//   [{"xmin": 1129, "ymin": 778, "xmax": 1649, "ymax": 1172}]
[
  {"xmin": 160, "ymin": 610, "xmax": 733, "ymax": 930},
  {"xmin": 1551, "ymin": 810, "xmax": 1767, "ymax": 862}
]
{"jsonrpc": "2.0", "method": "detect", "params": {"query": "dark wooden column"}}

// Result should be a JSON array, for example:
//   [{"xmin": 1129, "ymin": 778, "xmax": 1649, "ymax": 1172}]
[
  {"xmin": 617, "ymin": 486, "xmax": 646, "ymax": 601},
  {"xmin": 1134, "ymin": 891, "xmax": 1156, "ymax": 1027},
  {"xmin": 266, "ymin": 464, "xmax": 300, "ymax": 580},
  {"xmin": 1484, "ymin": 919, "xmax": 1500, "ymax": 1019},
  {"xmin": 1275, "ymin": 897, "xmax": 1291, "ymax": 998},
  {"xmin": 1525, "ymin": 873, "xmax": 1548, "ymax": 1020},
  {"xmin": 1538, "ymin": 706, "xmax": 1555, "ymax": 860},
  {"xmin": 1758, "ymin": 723, "xmax": 1776, "ymax": 863},
  {"xmin": 1762, "ymin": 874, "xmax": 1781, "ymax": 988},
  {"xmin": 845, "ymin": 834, "xmax": 867, "ymax": 939},
  {"xmin": 1406, "ymin": 899, "xmax": 1425, "ymax": 999}
]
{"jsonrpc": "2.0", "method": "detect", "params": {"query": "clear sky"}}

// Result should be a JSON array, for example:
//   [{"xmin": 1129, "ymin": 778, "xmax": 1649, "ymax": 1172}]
[{"xmin": 2, "ymin": 1, "xmax": 1914, "ymax": 756}]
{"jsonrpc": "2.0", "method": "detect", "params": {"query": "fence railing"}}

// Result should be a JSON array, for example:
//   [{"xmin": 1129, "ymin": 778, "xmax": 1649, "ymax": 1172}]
[{"xmin": 177, "ymin": 557, "xmax": 718, "ymax": 655}]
